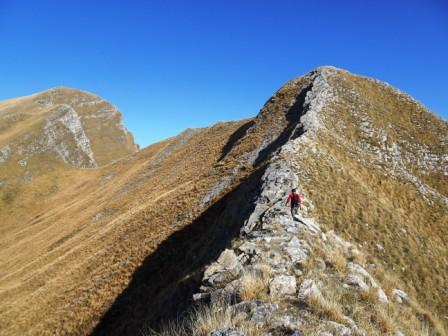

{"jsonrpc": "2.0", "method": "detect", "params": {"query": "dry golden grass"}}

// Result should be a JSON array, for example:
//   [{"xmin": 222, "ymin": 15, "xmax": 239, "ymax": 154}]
[
  {"xmin": 359, "ymin": 286, "xmax": 380, "ymax": 304},
  {"xmin": 0, "ymin": 117, "xmax": 250, "ymax": 335},
  {"xmin": 192, "ymin": 302, "xmax": 234, "ymax": 336},
  {"xmin": 192, "ymin": 301, "xmax": 265, "ymax": 336},
  {"xmin": 291, "ymin": 70, "xmax": 448, "ymax": 333},
  {"xmin": 239, "ymin": 270, "xmax": 270, "ymax": 301},
  {"xmin": 298, "ymin": 235, "xmax": 445, "ymax": 335},
  {"xmin": 1, "ymin": 69, "xmax": 446, "ymax": 336},
  {"xmin": 147, "ymin": 300, "xmax": 265, "ymax": 336},
  {"xmin": 327, "ymin": 247, "xmax": 348, "ymax": 274},
  {"xmin": 306, "ymin": 293, "xmax": 346, "ymax": 325},
  {"xmin": 0, "ymin": 87, "xmax": 138, "ymax": 167}
]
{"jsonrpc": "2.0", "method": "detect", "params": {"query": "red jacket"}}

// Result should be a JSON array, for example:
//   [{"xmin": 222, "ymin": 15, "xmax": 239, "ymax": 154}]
[{"xmin": 286, "ymin": 192, "xmax": 302, "ymax": 206}]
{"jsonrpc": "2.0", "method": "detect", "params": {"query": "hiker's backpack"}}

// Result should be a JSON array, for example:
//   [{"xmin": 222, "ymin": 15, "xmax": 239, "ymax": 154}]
[{"xmin": 291, "ymin": 193, "xmax": 300, "ymax": 206}]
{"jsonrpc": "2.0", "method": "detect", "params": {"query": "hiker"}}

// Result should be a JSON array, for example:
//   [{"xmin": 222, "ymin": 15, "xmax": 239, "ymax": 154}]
[{"xmin": 286, "ymin": 188, "xmax": 302, "ymax": 218}]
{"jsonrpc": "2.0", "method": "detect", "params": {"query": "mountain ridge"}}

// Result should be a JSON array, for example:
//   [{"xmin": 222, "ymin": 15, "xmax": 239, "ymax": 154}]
[{"xmin": 0, "ymin": 66, "xmax": 447, "ymax": 335}]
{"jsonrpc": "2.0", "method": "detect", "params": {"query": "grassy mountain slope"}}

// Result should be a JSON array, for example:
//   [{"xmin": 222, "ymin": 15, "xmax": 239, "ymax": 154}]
[
  {"xmin": 0, "ymin": 67, "xmax": 446, "ymax": 335},
  {"xmin": 285, "ymin": 67, "xmax": 448, "ymax": 330},
  {"xmin": 0, "ymin": 120, "xmax": 252, "ymax": 335}
]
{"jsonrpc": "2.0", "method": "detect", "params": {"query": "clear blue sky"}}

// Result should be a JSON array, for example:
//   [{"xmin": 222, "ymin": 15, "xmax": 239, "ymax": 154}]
[{"xmin": 1, "ymin": 0, "xmax": 447, "ymax": 147}]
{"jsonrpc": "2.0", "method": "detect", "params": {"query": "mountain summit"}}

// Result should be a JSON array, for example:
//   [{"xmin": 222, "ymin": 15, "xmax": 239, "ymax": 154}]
[{"xmin": 0, "ymin": 67, "xmax": 446, "ymax": 335}]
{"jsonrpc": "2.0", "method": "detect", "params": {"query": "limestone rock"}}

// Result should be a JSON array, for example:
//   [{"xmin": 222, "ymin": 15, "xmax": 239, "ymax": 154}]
[
  {"xmin": 204, "ymin": 249, "xmax": 243, "ymax": 286},
  {"xmin": 298, "ymin": 278, "xmax": 323, "ymax": 302},
  {"xmin": 285, "ymin": 236, "xmax": 310, "ymax": 265},
  {"xmin": 393, "ymin": 289, "xmax": 408, "ymax": 304},
  {"xmin": 237, "ymin": 242, "xmax": 260, "ymax": 255},
  {"xmin": 270, "ymin": 315, "xmax": 302, "ymax": 332},
  {"xmin": 270, "ymin": 275, "xmax": 297, "ymax": 298},
  {"xmin": 326, "ymin": 321, "xmax": 352, "ymax": 336},
  {"xmin": 241, "ymin": 161, "xmax": 298, "ymax": 235},
  {"xmin": 250, "ymin": 303, "xmax": 278, "ymax": 325},
  {"xmin": 345, "ymin": 263, "xmax": 388, "ymax": 303},
  {"xmin": 208, "ymin": 327, "xmax": 246, "ymax": 336}
]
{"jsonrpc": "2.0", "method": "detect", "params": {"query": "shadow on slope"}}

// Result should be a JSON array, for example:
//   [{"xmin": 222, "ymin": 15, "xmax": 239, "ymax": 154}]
[
  {"xmin": 91, "ymin": 82, "xmax": 313, "ymax": 336},
  {"xmin": 218, "ymin": 120, "xmax": 255, "ymax": 162},
  {"xmin": 91, "ymin": 166, "xmax": 268, "ymax": 336},
  {"xmin": 254, "ymin": 83, "xmax": 312, "ymax": 166}
]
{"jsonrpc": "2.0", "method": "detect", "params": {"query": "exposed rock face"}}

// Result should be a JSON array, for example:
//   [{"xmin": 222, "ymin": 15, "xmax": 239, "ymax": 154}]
[
  {"xmin": 43, "ymin": 104, "xmax": 96, "ymax": 167},
  {"xmin": 208, "ymin": 327, "xmax": 246, "ymax": 336}
]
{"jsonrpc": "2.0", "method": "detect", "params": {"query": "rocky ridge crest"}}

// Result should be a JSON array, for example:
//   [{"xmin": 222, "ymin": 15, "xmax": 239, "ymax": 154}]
[{"xmin": 186, "ymin": 67, "xmax": 447, "ymax": 335}]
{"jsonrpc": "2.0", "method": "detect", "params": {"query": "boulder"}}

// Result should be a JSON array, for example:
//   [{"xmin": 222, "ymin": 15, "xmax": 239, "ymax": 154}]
[
  {"xmin": 250, "ymin": 303, "xmax": 278, "ymax": 325},
  {"xmin": 326, "ymin": 321, "xmax": 352, "ymax": 336},
  {"xmin": 231, "ymin": 300, "xmax": 278, "ymax": 326},
  {"xmin": 203, "ymin": 249, "xmax": 243, "ymax": 286},
  {"xmin": 392, "ymin": 289, "xmax": 408, "ymax": 304},
  {"xmin": 208, "ymin": 327, "xmax": 246, "ymax": 336},
  {"xmin": 377, "ymin": 288, "xmax": 389, "ymax": 304},
  {"xmin": 298, "ymin": 278, "xmax": 323, "ymax": 302},
  {"xmin": 270, "ymin": 275, "xmax": 297, "ymax": 298},
  {"xmin": 345, "ymin": 263, "xmax": 388, "ymax": 303},
  {"xmin": 345, "ymin": 263, "xmax": 375, "ymax": 290},
  {"xmin": 238, "ymin": 242, "xmax": 260, "ymax": 255},
  {"xmin": 270, "ymin": 315, "xmax": 302, "ymax": 332},
  {"xmin": 285, "ymin": 237, "xmax": 310, "ymax": 264}
]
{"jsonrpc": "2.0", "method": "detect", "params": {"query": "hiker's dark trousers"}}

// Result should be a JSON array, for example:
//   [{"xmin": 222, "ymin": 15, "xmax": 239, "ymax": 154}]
[{"xmin": 290, "ymin": 205, "xmax": 299, "ymax": 217}]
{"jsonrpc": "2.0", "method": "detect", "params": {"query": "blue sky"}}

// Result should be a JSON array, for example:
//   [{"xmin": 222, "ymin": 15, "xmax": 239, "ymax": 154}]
[{"xmin": 1, "ymin": 0, "xmax": 447, "ymax": 147}]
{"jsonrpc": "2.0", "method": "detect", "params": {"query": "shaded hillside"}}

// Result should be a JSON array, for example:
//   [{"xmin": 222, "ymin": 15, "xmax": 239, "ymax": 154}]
[{"xmin": 0, "ymin": 67, "xmax": 446, "ymax": 336}]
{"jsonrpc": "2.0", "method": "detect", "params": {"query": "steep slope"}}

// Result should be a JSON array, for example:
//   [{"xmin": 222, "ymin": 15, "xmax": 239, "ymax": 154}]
[
  {"xmin": 286, "ymin": 67, "xmax": 448, "ymax": 322},
  {"xmin": 0, "ymin": 67, "xmax": 446, "ymax": 336}
]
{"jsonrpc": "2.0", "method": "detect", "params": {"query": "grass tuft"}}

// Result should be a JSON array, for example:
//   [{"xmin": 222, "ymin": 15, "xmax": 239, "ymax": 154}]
[{"xmin": 239, "ymin": 269, "xmax": 269, "ymax": 301}]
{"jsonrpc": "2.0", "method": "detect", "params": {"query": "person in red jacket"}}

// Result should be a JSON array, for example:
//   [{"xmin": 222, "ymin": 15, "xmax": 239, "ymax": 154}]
[{"xmin": 286, "ymin": 188, "xmax": 302, "ymax": 218}]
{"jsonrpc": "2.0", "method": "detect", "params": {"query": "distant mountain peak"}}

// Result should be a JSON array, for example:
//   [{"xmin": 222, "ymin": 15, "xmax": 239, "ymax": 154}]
[{"xmin": 0, "ymin": 87, "xmax": 138, "ymax": 172}]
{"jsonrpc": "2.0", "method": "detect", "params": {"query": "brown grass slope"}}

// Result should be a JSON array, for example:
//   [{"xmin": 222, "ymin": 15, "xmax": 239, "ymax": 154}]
[
  {"xmin": 0, "ymin": 120, "xmax": 253, "ymax": 335},
  {"xmin": 287, "ymin": 67, "xmax": 448, "ymax": 331}
]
